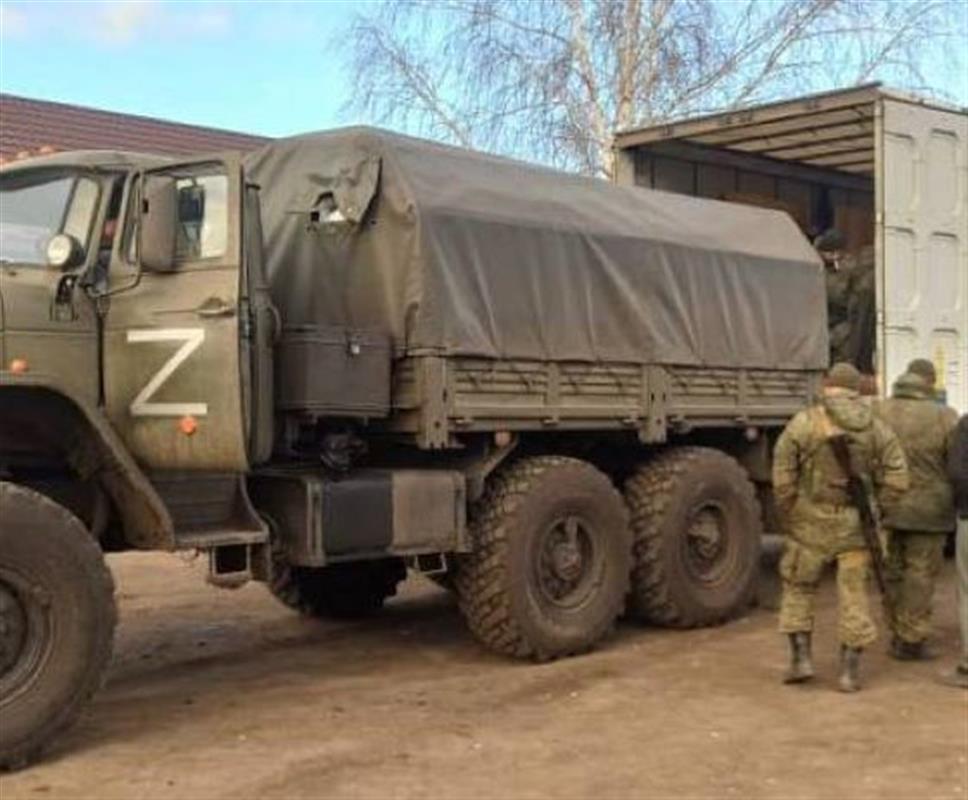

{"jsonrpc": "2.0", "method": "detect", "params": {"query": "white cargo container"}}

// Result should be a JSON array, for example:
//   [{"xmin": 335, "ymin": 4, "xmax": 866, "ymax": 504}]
[{"xmin": 613, "ymin": 84, "xmax": 968, "ymax": 413}]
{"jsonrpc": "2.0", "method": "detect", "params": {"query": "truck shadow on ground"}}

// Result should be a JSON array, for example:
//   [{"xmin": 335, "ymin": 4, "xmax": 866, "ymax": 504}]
[
  {"xmin": 44, "ymin": 585, "xmax": 496, "ymax": 763},
  {"xmin": 39, "ymin": 556, "xmax": 882, "ymax": 768}
]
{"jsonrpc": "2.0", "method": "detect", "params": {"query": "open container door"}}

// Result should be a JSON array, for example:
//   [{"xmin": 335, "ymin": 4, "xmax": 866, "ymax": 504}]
[{"xmin": 876, "ymin": 95, "xmax": 968, "ymax": 413}]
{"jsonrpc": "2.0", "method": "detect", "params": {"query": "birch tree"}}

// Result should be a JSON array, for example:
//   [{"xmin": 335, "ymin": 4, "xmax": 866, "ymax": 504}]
[{"xmin": 343, "ymin": 0, "xmax": 965, "ymax": 177}]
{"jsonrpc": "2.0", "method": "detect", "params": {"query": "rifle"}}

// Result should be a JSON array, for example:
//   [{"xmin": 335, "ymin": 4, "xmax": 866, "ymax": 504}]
[{"xmin": 827, "ymin": 434, "xmax": 894, "ymax": 623}]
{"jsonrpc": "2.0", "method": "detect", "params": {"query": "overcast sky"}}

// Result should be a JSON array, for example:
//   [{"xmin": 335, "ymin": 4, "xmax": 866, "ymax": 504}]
[{"xmin": 1, "ymin": 0, "xmax": 966, "ymax": 139}]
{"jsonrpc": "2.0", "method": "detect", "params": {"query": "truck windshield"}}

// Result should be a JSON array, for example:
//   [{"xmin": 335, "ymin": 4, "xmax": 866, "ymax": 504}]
[{"xmin": 0, "ymin": 172, "xmax": 100, "ymax": 265}]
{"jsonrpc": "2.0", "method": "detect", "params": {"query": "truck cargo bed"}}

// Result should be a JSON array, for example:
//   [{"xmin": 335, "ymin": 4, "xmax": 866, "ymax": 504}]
[{"xmin": 385, "ymin": 356, "xmax": 819, "ymax": 448}]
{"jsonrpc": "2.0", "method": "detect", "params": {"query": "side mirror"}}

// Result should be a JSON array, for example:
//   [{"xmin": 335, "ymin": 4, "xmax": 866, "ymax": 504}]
[
  {"xmin": 45, "ymin": 233, "xmax": 83, "ymax": 270},
  {"xmin": 140, "ymin": 175, "xmax": 177, "ymax": 272}
]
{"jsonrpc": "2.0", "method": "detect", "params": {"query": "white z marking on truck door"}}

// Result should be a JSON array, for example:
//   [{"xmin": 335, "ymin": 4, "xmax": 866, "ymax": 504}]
[{"xmin": 126, "ymin": 328, "xmax": 208, "ymax": 417}]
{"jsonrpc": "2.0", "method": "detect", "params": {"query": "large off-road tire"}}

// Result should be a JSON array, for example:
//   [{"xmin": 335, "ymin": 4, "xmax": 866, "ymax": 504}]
[
  {"xmin": 269, "ymin": 558, "xmax": 407, "ymax": 619},
  {"xmin": 624, "ymin": 447, "xmax": 761, "ymax": 627},
  {"xmin": 0, "ymin": 482, "xmax": 116, "ymax": 770},
  {"xmin": 454, "ymin": 456, "xmax": 631, "ymax": 661},
  {"xmin": 424, "ymin": 572, "xmax": 455, "ymax": 592}
]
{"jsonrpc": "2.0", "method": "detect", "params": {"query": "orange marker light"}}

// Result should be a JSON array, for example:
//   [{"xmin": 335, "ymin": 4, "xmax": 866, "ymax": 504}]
[
  {"xmin": 9, "ymin": 358, "xmax": 28, "ymax": 374},
  {"xmin": 179, "ymin": 416, "xmax": 199, "ymax": 436}
]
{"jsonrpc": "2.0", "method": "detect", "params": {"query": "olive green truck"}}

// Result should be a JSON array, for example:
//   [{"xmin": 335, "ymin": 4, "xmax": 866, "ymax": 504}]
[{"xmin": 0, "ymin": 127, "xmax": 826, "ymax": 767}]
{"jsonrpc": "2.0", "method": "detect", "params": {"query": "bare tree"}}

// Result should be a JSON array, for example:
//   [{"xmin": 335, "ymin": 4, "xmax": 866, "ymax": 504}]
[{"xmin": 342, "ymin": 0, "xmax": 965, "ymax": 177}]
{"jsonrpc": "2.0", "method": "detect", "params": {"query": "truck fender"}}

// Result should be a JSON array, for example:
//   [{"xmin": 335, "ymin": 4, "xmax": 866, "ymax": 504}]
[{"xmin": 0, "ymin": 373, "xmax": 174, "ymax": 550}]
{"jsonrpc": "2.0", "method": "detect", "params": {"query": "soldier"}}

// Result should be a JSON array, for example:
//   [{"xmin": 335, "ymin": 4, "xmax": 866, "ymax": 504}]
[
  {"xmin": 906, "ymin": 357, "xmax": 937, "ymax": 387},
  {"xmin": 814, "ymin": 229, "xmax": 851, "ymax": 366},
  {"xmin": 814, "ymin": 229, "xmax": 876, "ymax": 373},
  {"xmin": 842, "ymin": 244, "xmax": 875, "ymax": 374},
  {"xmin": 907, "ymin": 357, "xmax": 940, "ymax": 400},
  {"xmin": 940, "ymin": 414, "xmax": 968, "ymax": 688},
  {"xmin": 874, "ymin": 367, "xmax": 958, "ymax": 660},
  {"xmin": 774, "ymin": 362, "xmax": 908, "ymax": 692}
]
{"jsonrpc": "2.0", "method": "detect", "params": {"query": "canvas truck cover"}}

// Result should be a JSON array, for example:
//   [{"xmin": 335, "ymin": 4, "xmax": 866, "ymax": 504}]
[{"xmin": 243, "ymin": 127, "xmax": 827, "ymax": 370}]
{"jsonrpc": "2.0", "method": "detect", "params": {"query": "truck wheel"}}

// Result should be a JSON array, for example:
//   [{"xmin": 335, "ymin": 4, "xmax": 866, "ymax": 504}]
[
  {"xmin": 425, "ymin": 573, "xmax": 455, "ymax": 592},
  {"xmin": 269, "ymin": 558, "xmax": 406, "ymax": 619},
  {"xmin": 0, "ymin": 482, "xmax": 116, "ymax": 770},
  {"xmin": 624, "ymin": 447, "xmax": 761, "ymax": 627},
  {"xmin": 454, "ymin": 456, "xmax": 630, "ymax": 661}
]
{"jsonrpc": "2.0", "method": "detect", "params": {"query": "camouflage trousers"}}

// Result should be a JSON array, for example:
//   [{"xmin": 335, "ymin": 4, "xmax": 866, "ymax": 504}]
[
  {"xmin": 957, "ymin": 519, "xmax": 968, "ymax": 671},
  {"xmin": 885, "ymin": 529, "xmax": 947, "ymax": 645},
  {"xmin": 777, "ymin": 539, "xmax": 877, "ymax": 648}
]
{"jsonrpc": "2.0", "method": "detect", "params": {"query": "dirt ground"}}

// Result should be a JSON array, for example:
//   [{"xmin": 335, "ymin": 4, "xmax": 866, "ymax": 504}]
[{"xmin": 1, "ymin": 550, "xmax": 966, "ymax": 800}]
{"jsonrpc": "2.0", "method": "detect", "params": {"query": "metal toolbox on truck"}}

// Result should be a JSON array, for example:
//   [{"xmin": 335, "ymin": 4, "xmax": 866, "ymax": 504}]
[{"xmin": 276, "ymin": 325, "xmax": 391, "ymax": 417}]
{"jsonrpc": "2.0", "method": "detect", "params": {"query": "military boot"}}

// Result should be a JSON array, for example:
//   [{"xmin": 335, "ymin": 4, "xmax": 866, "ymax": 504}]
[
  {"xmin": 838, "ymin": 646, "xmax": 862, "ymax": 693},
  {"xmin": 890, "ymin": 637, "xmax": 938, "ymax": 661},
  {"xmin": 937, "ymin": 665, "xmax": 968, "ymax": 689},
  {"xmin": 783, "ymin": 632, "xmax": 815, "ymax": 684}
]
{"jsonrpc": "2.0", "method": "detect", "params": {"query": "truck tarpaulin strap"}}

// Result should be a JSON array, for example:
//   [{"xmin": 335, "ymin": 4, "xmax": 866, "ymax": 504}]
[{"xmin": 243, "ymin": 127, "xmax": 828, "ymax": 370}]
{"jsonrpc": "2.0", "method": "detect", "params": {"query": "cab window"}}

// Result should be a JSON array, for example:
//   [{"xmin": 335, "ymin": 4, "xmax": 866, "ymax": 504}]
[
  {"xmin": 175, "ymin": 172, "xmax": 228, "ymax": 261},
  {"xmin": 0, "ymin": 173, "xmax": 100, "ymax": 266},
  {"xmin": 123, "ymin": 167, "xmax": 228, "ymax": 267}
]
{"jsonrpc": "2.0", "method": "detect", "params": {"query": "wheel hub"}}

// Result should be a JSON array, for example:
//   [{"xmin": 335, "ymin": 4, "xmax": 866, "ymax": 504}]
[
  {"xmin": 537, "ymin": 515, "xmax": 597, "ymax": 606},
  {"xmin": 0, "ymin": 583, "xmax": 28, "ymax": 678},
  {"xmin": 688, "ymin": 509, "xmax": 724, "ymax": 560},
  {"xmin": 683, "ymin": 503, "xmax": 734, "ymax": 585},
  {"xmin": 551, "ymin": 540, "xmax": 583, "ymax": 582}
]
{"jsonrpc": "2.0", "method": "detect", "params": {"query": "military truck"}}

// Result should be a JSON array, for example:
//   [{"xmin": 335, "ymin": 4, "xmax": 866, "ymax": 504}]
[
  {"xmin": 0, "ymin": 128, "xmax": 826, "ymax": 767},
  {"xmin": 612, "ymin": 84, "xmax": 968, "ymax": 413}
]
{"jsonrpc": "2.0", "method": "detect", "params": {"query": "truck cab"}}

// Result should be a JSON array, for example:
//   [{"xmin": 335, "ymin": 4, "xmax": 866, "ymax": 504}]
[
  {"xmin": 1, "ymin": 150, "xmax": 273, "ymax": 466},
  {"xmin": 1, "ymin": 150, "xmax": 279, "ymax": 553}
]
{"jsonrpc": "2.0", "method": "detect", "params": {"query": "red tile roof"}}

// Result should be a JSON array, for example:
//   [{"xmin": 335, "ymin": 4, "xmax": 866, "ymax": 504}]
[{"xmin": 0, "ymin": 93, "xmax": 270, "ymax": 164}]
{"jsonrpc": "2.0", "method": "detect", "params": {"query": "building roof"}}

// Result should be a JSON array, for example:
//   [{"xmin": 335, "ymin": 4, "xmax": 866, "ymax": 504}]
[{"xmin": 0, "ymin": 93, "xmax": 270, "ymax": 164}]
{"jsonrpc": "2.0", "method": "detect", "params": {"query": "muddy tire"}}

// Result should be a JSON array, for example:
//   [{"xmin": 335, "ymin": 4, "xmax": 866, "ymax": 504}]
[
  {"xmin": 425, "ymin": 572, "xmax": 455, "ymax": 592},
  {"xmin": 0, "ymin": 482, "xmax": 116, "ymax": 770},
  {"xmin": 454, "ymin": 456, "xmax": 630, "ymax": 661},
  {"xmin": 269, "ymin": 558, "xmax": 406, "ymax": 619},
  {"xmin": 624, "ymin": 447, "xmax": 761, "ymax": 627}
]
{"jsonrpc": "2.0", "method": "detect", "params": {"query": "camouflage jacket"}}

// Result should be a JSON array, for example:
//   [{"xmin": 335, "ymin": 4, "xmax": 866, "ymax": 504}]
[
  {"xmin": 825, "ymin": 246, "xmax": 874, "ymax": 365},
  {"xmin": 825, "ymin": 266, "xmax": 851, "ymax": 326},
  {"xmin": 773, "ymin": 389, "xmax": 909, "ymax": 552},
  {"xmin": 874, "ymin": 373, "xmax": 959, "ymax": 531},
  {"xmin": 825, "ymin": 246, "xmax": 873, "ymax": 316},
  {"xmin": 949, "ymin": 415, "xmax": 968, "ymax": 519}
]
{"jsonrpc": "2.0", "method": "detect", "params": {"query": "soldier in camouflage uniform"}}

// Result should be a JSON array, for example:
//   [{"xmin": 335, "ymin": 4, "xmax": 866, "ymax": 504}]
[
  {"xmin": 842, "ymin": 244, "xmax": 875, "ymax": 375},
  {"xmin": 815, "ymin": 230, "xmax": 876, "ymax": 373},
  {"xmin": 907, "ymin": 357, "xmax": 940, "ymax": 399},
  {"xmin": 941, "ymin": 414, "xmax": 968, "ymax": 688},
  {"xmin": 874, "ymin": 364, "xmax": 958, "ymax": 660},
  {"xmin": 774, "ymin": 363, "xmax": 908, "ymax": 691},
  {"xmin": 815, "ymin": 230, "xmax": 851, "ymax": 366}
]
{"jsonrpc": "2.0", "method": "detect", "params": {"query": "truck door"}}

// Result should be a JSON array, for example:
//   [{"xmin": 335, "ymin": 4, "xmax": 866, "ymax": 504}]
[
  {"xmin": 877, "ymin": 98, "xmax": 968, "ymax": 413},
  {"xmin": 103, "ymin": 155, "xmax": 249, "ymax": 471}
]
